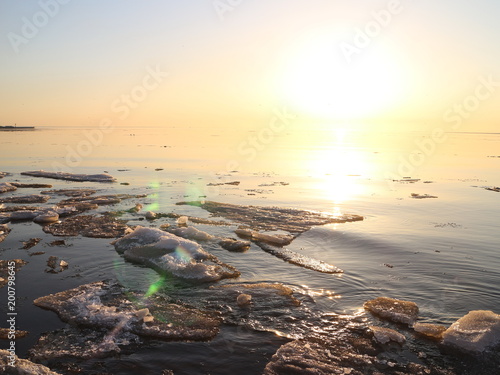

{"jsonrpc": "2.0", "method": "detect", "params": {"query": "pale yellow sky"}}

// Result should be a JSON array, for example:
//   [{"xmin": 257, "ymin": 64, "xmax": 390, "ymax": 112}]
[{"xmin": 0, "ymin": 1, "xmax": 499, "ymax": 132}]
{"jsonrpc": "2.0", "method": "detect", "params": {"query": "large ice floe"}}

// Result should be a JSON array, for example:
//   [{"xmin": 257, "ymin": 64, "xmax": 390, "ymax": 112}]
[
  {"xmin": 112, "ymin": 226, "xmax": 240, "ymax": 282},
  {"xmin": 176, "ymin": 201, "xmax": 356, "ymax": 273},
  {"xmin": 21, "ymin": 170, "xmax": 116, "ymax": 182},
  {"xmin": 442, "ymin": 310, "xmax": 500, "ymax": 353},
  {"xmin": 177, "ymin": 200, "xmax": 363, "ymax": 234},
  {"xmin": 33, "ymin": 281, "xmax": 220, "ymax": 344},
  {"xmin": 263, "ymin": 322, "xmax": 455, "ymax": 375}
]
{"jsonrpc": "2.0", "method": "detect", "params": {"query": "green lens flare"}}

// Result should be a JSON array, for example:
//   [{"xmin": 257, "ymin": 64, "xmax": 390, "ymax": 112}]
[{"xmin": 145, "ymin": 279, "xmax": 164, "ymax": 297}]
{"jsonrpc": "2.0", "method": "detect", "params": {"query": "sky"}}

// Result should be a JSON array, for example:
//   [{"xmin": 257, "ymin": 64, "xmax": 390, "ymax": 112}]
[{"xmin": 0, "ymin": 0, "xmax": 499, "ymax": 132}]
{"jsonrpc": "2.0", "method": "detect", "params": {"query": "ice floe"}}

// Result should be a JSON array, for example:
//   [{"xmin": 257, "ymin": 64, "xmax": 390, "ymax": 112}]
[
  {"xmin": 0, "ymin": 224, "xmax": 11, "ymax": 243},
  {"xmin": 370, "ymin": 326, "xmax": 406, "ymax": 344},
  {"xmin": 10, "ymin": 182, "xmax": 53, "ymax": 188},
  {"xmin": 33, "ymin": 281, "xmax": 220, "ymax": 342},
  {"xmin": 0, "ymin": 194, "xmax": 50, "ymax": 204},
  {"xmin": 0, "ymin": 182, "xmax": 17, "ymax": 194},
  {"xmin": 21, "ymin": 170, "xmax": 116, "ymax": 182},
  {"xmin": 254, "ymin": 242, "xmax": 344, "ymax": 274},
  {"xmin": 177, "ymin": 200, "xmax": 363, "ymax": 234},
  {"xmin": 263, "ymin": 333, "xmax": 454, "ymax": 375},
  {"xmin": 29, "ymin": 326, "xmax": 140, "ymax": 361},
  {"xmin": 217, "ymin": 238, "xmax": 251, "ymax": 252},
  {"xmin": 0, "ymin": 349, "xmax": 62, "ymax": 375},
  {"xmin": 413, "ymin": 322, "xmax": 447, "ymax": 340},
  {"xmin": 442, "ymin": 310, "xmax": 500, "ymax": 352},
  {"xmin": 0, "ymin": 259, "xmax": 27, "ymax": 288},
  {"xmin": 410, "ymin": 193, "xmax": 438, "ymax": 199},
  {"xmin": 163, "ymin": 225, "xmax": 215, "ymax": 242},
  {"xmin": 364, "ymin": 297, "xmax": 419, "ymax": 325},
  {"xmin": 235, "ymin": 228, "xmax": 294, "ymax": 246},
  {"xmin": 40, "ymin": 188, "xmax": 96, "ymax": 197},
  {"xmin": 22, "ymin": 237, "xmax": 41, "ymax": 249},
  {"xmin": 43, "ymin": 214, "xmax": 129, "ymax": 238},
  {"xmin": 113, "ymin": 226, "xmax": 239, "ymax": 282},
  {"xmin": 33, "ymin": 210, "xmax": 59, "ymax": 223},
  {"xmin": 0, "ymin": 328, "xmax": 28, "ymax": 339}
]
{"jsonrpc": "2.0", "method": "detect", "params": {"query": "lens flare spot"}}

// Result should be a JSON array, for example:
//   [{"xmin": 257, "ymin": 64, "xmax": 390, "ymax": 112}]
[
  {"xmin": 175, "ymin": 245, "xmax": 192, "ymax": 263},
  {"xmin": 145, "ymin": 279, "xmax": 164, "ymax": 297}
]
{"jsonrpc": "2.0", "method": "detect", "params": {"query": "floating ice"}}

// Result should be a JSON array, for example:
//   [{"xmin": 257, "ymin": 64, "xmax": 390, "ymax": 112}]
[
  {"xmin": 236, "ymin": 293, "xmax": 252, "ymax": 307},
  {"xmin": 22, "ymin": 238, "xmax": 41, "ymax": 250},
  {"xmin": 0, "ymin": 182, "xmax": 17, "ymax": 194},
  {"xmin": 10, "ymin": 210, "xmax": 43, "ymax": 221},
  {"xmin": 364, "ymin": 297, "xmax": 419, "ymax": 325},
  {"xmin": 43, "ymin": 214, "xmax": 129, "ymax": 238},
  {"xmin": 33, "ymin": 281, "xmax": 220, "ymax": 341},
  {"xmin": 163, "ymin": 225, "xmax": 215, "ymax": 242},
  {"xmin": 21, "ymin": 170, "xmax": 116, "ymax": 182},
  {"xmin": 0, "ymin": 194, "xmax": 50, "ymax": 204},
  {"xmin": 254, "ymin": 242, "xmax": 344, "ymax": 274},
  {"xmin": 410, "ymin": 193, "xmax": 438, "ymax": 199},
  {"xmin": 0, "ymin": 224, "xmax": 11, "ymax": 243},
  {"xmin": 113, "ymin": 226, "xmax": 239, "ymax": 282},
  {"xmin": 0, "ymin": 349, "xmax": 61, "ymax": 375},
  {"xmin": 40, "ymin": 188, "xmax": 96, "ymax": 197},
  {"xmin": 370, "ymin": 326, "xmax": 406, "ymax": 344},
  {"xmin": 177, "ymin": 201, "xmax": 363, "ymax": 234},
  {"xmin": 33, "ymin": 210, "xmax": 59, "ymax": 224},
  {"xmin": 29, "ymin": 326, "xmax": 140, "ymax": 361},
  {"xmin": 10, "ymin": 182, "xmax": 52, "ymax": 188},
  {"xmin": 235, "ymin": 228, "xmax": 294, "ymax": 246},
  {"xmin": 442, "ymin": 310, "xmax": 500, "ymax": 352},
  {"xmin": 0, "ymin": 259, "xmax": 27, "ymax": 288},
  {"xmin": 217, "ymin": 238, "xmax": 251, "ymax": 252},
  {"xmin": 413, "ymin": 322, "xmax": 447, "ymax": 340}
]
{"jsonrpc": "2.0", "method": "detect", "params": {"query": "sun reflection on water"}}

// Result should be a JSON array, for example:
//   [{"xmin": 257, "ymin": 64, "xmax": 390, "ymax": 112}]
[{"xmin": 307, "ymin": 128, "xmax": 370, "ymax": 209}]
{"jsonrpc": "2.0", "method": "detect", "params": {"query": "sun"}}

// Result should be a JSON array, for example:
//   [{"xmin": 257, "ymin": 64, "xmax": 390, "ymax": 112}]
[{"xmin": 281, "ymin": 36, "xmax": 404, "ymax": 120}]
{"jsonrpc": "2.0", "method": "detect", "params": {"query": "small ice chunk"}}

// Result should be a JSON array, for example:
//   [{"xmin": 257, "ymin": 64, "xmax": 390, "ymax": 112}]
[
  {"xmin": 237, "ymin": 293, "xmax": 252, "ymax": 307},
  {"xmin": 34, "ymin": 211, "xmax": 59, "ymax": 224},
  {"xmin": 218, "ymin": 238, "xmax": 251, "ymax": 252},
  {"xmin": 364, "ymin": 297, "xmax": 419, "ymax": 325},
  {"xmin": 413, "ymin": 322, "xmax": 446, "ymax": 340},
  {"xmin": 235, "ymin": 228, "xmax": 293, "ymax": 246},
  {"xmin": 442, "ymin": 310, "xmax": 500, "ymax": 352},
  {"xmin": 370, "ymin": 326, "xmax": 406, "ymax": 344},
  {"xmin": 167, "ymin": 226, "xmax": 214, "ymax": 242},
  {"xmin": 135, "ymin": 308, "xmax": 153, "ymax": 322},
  {"xmin": 177, "ymin": 216, "xmax": 188, "ymax": 226}
]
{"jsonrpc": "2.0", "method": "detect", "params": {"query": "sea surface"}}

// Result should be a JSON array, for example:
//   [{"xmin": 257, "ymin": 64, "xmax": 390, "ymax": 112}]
[{"xmin": 0, "ymin": 125, "xmax": 499, "ymax": 374}]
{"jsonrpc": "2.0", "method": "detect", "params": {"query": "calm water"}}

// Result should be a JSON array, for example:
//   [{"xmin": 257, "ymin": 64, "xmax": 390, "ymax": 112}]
[{"xmin": 0, "ymin": 126, "xmax": 499, "ymax": 374}]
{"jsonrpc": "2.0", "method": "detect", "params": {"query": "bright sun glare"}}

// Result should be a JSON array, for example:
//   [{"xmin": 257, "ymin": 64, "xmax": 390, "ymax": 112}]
[
  {"xmin": 309, "ymin": 128, "xmax": 369, "ymax": 205},
  {"xmin": 282, "ymin": 37, "xmax": 404, "ymax": 120}
]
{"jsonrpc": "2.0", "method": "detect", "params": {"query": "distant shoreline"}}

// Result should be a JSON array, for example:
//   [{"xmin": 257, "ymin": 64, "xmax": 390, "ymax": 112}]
[{"xmin": 0, "ymin": 126, "xmax": 36, "ymax": 131}]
